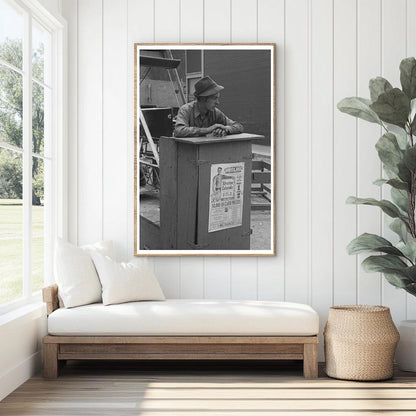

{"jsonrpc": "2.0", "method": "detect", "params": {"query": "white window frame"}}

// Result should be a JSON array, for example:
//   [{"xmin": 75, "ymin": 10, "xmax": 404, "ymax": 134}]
[{"xmin": 0, "ymin": 0, "xmax": 67, "ymax": 315}]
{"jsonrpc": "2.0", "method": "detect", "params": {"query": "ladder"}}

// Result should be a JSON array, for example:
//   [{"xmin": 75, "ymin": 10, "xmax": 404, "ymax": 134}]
[
  {"xmin": 164, "ymin": 49, "xmax": 186, "ymax": 107},
  {"xmin": 139, "ymin": 50, "xmax": 186, "ymax": 168}
]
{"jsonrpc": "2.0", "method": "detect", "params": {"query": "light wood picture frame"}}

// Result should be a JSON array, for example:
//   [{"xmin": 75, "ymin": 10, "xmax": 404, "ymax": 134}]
[{"xmin": 134, "ymin": 44, "xmax": 276, "ymax": 256}]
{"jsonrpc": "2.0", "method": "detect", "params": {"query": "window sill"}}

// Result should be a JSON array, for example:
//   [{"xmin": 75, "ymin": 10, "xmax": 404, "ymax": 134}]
[
  {"xmin": 0, "ymin": 291, "xmax": 42, "ymax": 315},
  {"xmin": 0, "ymin": 299, "xmax": 45, "ymax": 327}
]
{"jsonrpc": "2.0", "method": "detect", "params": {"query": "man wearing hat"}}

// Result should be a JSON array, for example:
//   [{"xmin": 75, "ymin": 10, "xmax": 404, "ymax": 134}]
[{"xmin": 174, "ymin": 76, "xmax": 244, "ymax": 138}]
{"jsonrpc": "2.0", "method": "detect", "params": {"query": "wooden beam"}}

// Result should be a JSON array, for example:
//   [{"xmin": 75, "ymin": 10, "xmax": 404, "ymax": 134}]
[{"xmin": 44, "ymin": 335, "xmax": 319, "ymax": 344}]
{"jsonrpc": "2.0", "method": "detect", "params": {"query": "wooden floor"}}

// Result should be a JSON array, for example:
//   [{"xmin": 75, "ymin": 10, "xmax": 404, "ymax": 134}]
[{"xmin": 1, "ymin": 360, "xmax": 416, "ymax": 415}]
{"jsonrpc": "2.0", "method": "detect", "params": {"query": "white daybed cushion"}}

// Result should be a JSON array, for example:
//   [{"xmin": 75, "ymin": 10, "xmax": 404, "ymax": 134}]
[
  {"xmin": 90, "ymin": 252, "xmax": 165, "ymax": 305},
  {"xmin": 55, "ymin": 239, "xmax": 114, "ymax": 308},
  {"xmin": 48, "ymin": 299, "xmax": 319, "ymax": 336}
]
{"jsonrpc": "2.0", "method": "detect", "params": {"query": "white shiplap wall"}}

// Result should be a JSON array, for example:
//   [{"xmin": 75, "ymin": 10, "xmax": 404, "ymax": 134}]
[{"xmin": 61, "ymin": 0, "xmax": 416, "ymax": 357}]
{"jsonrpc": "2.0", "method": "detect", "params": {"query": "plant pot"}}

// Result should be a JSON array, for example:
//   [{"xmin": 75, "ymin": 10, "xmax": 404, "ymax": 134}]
[
  {"xmin": 395, "ymin": 320, "xmax": 416, "ymax": 372},
  {"xmin": 324, "ymin": 305, "xmax": 400, "ymax": 381}
]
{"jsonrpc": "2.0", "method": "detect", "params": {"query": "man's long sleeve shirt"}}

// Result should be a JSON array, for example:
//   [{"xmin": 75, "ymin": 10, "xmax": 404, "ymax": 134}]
[{"xmin": 174, "ymin": 101, "xmax": 244, "ymax": 138}]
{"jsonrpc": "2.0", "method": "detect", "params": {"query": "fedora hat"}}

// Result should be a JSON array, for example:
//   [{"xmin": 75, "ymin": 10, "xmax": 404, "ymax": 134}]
[{"xmin": 194, "ymin": 76, "xmax": 224, "ymax": 97}]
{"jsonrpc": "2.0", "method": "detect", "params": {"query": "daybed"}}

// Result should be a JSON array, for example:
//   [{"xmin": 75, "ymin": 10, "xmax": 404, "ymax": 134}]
[{"xmin": 42, "ymin": 285, "xmax": 320, "ymax": 379}]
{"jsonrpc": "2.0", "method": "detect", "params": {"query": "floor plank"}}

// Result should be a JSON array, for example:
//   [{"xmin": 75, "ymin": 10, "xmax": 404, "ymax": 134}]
[{"xmin": 1, "ymin": 361, "xmax": 416, "ymax": 415}]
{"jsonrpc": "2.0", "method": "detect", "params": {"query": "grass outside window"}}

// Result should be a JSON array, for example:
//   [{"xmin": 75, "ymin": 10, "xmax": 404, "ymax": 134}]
[{"xmin": 0, "ymin": 199, "xmax": 44, "ymax": 305}]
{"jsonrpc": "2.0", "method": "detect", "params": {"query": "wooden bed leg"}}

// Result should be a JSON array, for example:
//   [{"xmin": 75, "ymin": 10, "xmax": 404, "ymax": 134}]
[
  {"xmin": 303, "ymin": 343, "xmax": 318, "ymax": 379},
  {"xmin": 44, "ymin": 343, "xmax": 59, "ymax": 379}
]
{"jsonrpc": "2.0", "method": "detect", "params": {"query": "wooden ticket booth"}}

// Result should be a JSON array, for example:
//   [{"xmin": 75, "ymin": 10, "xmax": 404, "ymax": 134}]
[{"xmin": 159, "ymin": 133, "xmax": 263, "ymax": 250}]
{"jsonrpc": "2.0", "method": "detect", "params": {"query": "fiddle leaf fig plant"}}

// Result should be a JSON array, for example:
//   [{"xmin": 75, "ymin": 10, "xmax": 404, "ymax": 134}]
[{"xmin": 338, "ymin": 57, "xmax": 416, "ymax": 297}]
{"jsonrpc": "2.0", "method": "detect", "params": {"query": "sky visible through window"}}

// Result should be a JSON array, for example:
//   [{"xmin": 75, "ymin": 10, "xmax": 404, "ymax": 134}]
[
  {"xmin": 0, "ymin": 0, "xmax": 50, "ymax": 80},
  {"xmin": 0, "ymin": 1, "xmax": 23, "ymax": 46}
]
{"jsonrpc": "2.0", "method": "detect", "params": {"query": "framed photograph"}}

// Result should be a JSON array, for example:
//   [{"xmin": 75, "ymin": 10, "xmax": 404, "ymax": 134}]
[{"xmin": 134, "ymin": 44, "xmax": 275, "ymax": 256}]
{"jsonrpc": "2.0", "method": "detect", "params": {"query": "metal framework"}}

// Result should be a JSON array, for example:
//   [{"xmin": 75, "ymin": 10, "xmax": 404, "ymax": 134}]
[{"xmin": 139, "ymin": 51, "xmax": 185, "ymax": 189}]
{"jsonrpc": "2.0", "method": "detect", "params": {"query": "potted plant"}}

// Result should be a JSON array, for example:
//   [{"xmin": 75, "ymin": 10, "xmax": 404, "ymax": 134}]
[{"xmin": 338, "ymin": 57, "xmax": 416, "ymax": 371}]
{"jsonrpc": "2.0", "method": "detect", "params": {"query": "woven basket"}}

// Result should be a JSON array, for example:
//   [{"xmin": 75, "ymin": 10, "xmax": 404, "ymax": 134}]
[{"xmin": 324, "ymin": 305, "xmax": 399, "ymax": 381}]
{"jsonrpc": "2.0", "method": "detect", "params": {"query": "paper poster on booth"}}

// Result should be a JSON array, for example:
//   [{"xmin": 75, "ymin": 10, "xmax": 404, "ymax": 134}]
[{"xmin": 208, "ymin": 162, "xmax": 244, "ymax": 232}]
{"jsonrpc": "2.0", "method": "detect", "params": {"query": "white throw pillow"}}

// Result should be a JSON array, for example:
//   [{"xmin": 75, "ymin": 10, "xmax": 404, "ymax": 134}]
[
  {"xmin": 90, "ymin": 252, "xmax": 165, "ymax": 306},
  {"xmin": 81, "ymin": 240, "xmax": 115, "ymax": 259},
  {"xmin": 54, "ymin": 239, "xmax": 114, "ymax": 308}
]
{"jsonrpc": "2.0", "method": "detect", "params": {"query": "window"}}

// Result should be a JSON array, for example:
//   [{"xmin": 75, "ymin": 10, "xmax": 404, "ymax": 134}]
[{"xmin": 0, "ymin": 0, "xmax": 65, "ymax": 312}]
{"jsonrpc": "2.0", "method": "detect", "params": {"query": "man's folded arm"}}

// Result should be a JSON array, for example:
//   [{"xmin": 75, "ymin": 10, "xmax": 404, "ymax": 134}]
[
  {"xmin": 174, "ymin": 123, "xmax": 203, "ymax": 137},
  {"xmin": 174, "ymin": 107, "xmax": 209, "ymax": 137},
  {"xmin": 217, "ymin": 109, "xmax": 244, "ymax": 134},
  {"xmin": 225, "ymin": 119, "xmax": 244, "ymax": 134}
]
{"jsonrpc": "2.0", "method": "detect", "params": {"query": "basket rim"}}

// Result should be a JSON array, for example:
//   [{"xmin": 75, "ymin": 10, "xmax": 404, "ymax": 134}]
[{"xmin": 330, "ymin": 305, "xmax": 389, "ymax": 313}]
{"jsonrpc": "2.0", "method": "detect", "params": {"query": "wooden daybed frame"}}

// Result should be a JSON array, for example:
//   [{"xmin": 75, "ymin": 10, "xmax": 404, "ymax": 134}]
[{"xmin": 42, "ymin": 285, "xmax": 319, "ymax": 379}]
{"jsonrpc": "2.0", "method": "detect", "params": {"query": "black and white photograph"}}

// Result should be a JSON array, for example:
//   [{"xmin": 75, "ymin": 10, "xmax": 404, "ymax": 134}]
[{"xmin": 134, "ymin": 44, "xmax": 275, "ymax": 256}]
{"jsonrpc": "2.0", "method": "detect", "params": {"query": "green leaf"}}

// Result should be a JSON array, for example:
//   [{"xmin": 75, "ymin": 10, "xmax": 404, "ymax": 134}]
[
  {"xmin": 383, "ymin": 271, "xmax": 412, "ymax": 288},
  {"xmin": 398, "ymin": 161, "xmax": 412, "ymax": 185},
  {"xmin": 373, "ymin": 178, "xmax": 388, "ymax": 186},
  {"xmin": 374, "ymin": 177, "xmax": 409, "ymax": 192},
  {"xmin": 410, "ymin": 98, "xmax": 416, "ymax": 125},
  {"xmin": 391, "ymin": 187, "xmax": 409, "ymax": 213},
  {"xmin": 369, "ymin": 77, "xmax": 393, "ymax": 102},
  {"xmin": 384, "ymin": 166, "xmax": 400, "ymax": 180},
  {"xmin": 362, "ymin": 254, "xmax": 408, "ymax": 272},
  {"xmin": 400, "ymin": 57, "xmax": 416, "ymax": 100},
  {"xmin": 403, "ymin": 146, "xmax": 416, "ymax": 172},
  {"xmin": 411, "ymin": 99, "xmax": 416, "ymax": 132},
  {"xmin": 347, "ymin": 233, "xmax": 403, "ymax": 256},
  {"xmin": 370, "ymin": 88, "xmax": 410, "ymax": 128},
  {"xmin": 403, "ymin": 265, "xmax": 416, "ymax": 282},
  {"xmin": 387, "ymin": 179, "xmax": 410, "ymax": 191},
  {"xmin": 404, "ymin": 283, "xmax": 416, "ymax": 296},
  {"xmin": 361, "ymin": 255, "xmax": 416, "ymax": 288},
  {"xmin": 397, "ymin": 240, "xmax": 416, "ymax": 264},
  {"xmin": 389, "ymin": 218, "xmax": 410, "ymax": 241},
  {"xmin": 375, "ymin": 132, "xmax": 404, "ymax": 173},
  {"xmin": 337, "ymin": 97, "xmax": 383, "ymax": 125},
  {"xmin": 394, "ymin": 130, "xmax": 410, "ymax": 150},
  {"xmin": 346, "ymin": 196, "xmax": 405, "ymax": 219}
]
